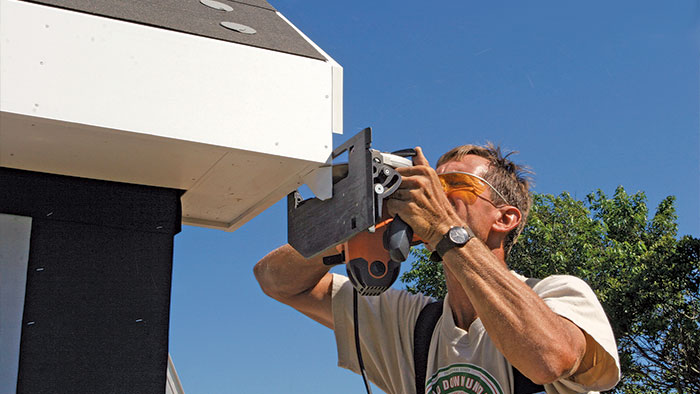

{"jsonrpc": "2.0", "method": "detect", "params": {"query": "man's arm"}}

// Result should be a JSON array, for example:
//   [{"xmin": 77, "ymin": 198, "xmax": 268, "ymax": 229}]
[
  {"xmin": 253, "ymin": 244, "xmax": 336, "ymax": 329},
  {"xmin": 441, "ymin": 240, "xmax": 589, "ymax": 384}
]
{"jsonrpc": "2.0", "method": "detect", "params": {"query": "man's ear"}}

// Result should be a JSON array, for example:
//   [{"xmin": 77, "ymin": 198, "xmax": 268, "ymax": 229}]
[{"xmin": 492, "ymin": 206, "xmax": 521, "ymax": 234}]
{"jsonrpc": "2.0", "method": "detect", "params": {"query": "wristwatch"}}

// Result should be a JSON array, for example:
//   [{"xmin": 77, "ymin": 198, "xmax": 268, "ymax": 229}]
[{"xmin": 430, "ymin": 226, "xmax": 475, "ymax": 262}]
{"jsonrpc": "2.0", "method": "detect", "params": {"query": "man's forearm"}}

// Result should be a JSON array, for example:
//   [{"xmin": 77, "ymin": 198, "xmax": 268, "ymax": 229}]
[
  {"xmin": 253, "ymin": 244, "xmax": 337, "ymax": 328},
  {"xmin": 442, "ymin": 240, "xmax": 587, "ymax": 384},
  {"xmin": 254, "ymin": 244, "xmax": 331, "ymax": 299}
]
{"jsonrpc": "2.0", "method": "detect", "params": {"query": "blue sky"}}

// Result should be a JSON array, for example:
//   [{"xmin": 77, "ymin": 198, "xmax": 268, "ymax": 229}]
[{"xmin": 169, "ymin": 1, "xmax": 699, "ymax": 392}]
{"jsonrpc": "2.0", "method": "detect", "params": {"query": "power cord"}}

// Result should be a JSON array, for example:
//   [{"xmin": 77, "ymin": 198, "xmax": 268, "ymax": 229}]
[{"xmin": 353, "ymin": 288, "xmax": 373, "ymax": 394}]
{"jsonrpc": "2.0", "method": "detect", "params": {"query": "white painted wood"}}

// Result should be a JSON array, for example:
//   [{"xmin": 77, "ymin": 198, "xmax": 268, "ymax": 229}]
[
  {"xmin": 0, "ymin": 214, "xmax": 32, "ymax": 394},
  {"xmin": 303, "ymin": 165, "xmax": 333, "ymax": 201},
  {"xmin": 181, "ymin": 150, "xmax": 318, "ymax": 230},
  {"xmin": 166, "ymin": 354, "xmax": 185, "ymax": 394},
  {"xmin": 332, "ymin": 66, "xmax": 344, "ymax": 134},
  {"xmin": 1, "ymin": 112, "xmax": 322, "ymax": 231},
  {"xmin": 277, "ymin": 11, "xmax": 343, "ymax": 135},
  {"xmin": 0, "ymin": 0, "xmax": 334, "ymax": 162},
  {"xmin": 0, "ymin": 113, "xmax": 230, "ymax": 191}
]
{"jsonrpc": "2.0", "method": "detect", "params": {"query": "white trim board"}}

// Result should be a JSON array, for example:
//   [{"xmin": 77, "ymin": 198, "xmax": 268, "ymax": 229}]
[
  {"xmin": 0, "ymin": 0, "xmax": 335, "ymax": 162},
  {"xmin": 166, "ymin": 354, "xmax": 186, "ymax": 394}
]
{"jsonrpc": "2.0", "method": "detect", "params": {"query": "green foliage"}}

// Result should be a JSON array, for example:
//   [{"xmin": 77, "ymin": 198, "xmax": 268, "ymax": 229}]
[
  {"xmin": 400, "ymin": 186, "xmax": 700, "ymax": 393},
  {"xmin": 402, "ymin": 246, "xmax": 446, "ymax": 299}
]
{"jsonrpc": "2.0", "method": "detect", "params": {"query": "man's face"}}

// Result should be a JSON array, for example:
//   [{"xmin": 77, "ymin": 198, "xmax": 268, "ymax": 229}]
[{"xmin": 435, "ymin": 154, "xmax": 499, "ymax": 241}]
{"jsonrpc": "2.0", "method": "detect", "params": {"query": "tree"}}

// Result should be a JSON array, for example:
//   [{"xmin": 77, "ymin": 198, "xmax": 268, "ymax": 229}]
[{"xmin": 400, "ymin": 187, "xmax": 700, "ymax": 393}]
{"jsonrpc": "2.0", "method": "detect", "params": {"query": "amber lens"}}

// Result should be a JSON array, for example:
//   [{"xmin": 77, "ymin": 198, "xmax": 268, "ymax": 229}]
[{"xmin": 438, "ymin": 172, "xmax": 488, "ymax": 204}]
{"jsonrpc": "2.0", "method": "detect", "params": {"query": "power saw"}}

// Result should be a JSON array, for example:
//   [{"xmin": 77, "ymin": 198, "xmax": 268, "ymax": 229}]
[{"xmin": 287, "ymin": 128, "xmax": 417, "ymax": 296}]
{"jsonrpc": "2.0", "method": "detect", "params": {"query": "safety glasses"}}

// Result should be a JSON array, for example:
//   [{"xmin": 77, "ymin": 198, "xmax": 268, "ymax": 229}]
[{"xmin": 438, "ymin": 172, "xmax": 510, "ymax": 206}]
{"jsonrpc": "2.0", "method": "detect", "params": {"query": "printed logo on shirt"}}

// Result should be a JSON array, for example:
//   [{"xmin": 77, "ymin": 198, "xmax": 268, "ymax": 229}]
[{"xmin": 425, "ymin": 363, "xmax": 503, "ymax": 394}]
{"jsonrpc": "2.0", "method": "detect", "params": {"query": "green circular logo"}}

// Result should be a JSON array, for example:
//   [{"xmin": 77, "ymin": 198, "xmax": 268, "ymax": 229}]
[{"xmin": 425, "ymin": 364, "xmax": 504, "ymax": 394}]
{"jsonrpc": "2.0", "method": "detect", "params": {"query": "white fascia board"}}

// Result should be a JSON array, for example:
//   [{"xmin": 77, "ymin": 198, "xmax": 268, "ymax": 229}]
[
  {"xmin": 0, "ymin": 0, "xmax": 334, "ymax": 163},
  {"xmin": 277, "ymin": 11, "xmax": 343, "ymax": 135}
]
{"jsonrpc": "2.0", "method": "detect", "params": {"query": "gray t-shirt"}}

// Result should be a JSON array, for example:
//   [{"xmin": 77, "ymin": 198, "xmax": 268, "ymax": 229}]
[{"xmin": 331, "ymin": 272, "xmax": 620, "ymax": 394}]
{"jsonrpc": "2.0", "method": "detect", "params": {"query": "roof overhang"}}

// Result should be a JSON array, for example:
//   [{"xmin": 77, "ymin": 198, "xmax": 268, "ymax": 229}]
[{"xmin": 0, "ymin": 0, "xmax": 342, "ymax": 231}]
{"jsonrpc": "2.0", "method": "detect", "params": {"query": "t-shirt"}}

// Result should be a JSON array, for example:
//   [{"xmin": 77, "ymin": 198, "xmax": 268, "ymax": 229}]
[{"xmin": 331, "ymin": 272, "xmax": 620, "ymax": 394}]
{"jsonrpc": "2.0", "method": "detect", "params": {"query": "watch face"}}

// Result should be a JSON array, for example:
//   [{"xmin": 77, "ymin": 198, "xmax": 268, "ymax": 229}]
[{"xmin": 448, "ymin": 227, "xmax": 469, "ymax": 245}]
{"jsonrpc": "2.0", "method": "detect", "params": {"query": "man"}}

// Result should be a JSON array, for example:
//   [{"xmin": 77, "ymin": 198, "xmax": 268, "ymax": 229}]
[{"xmin": 254, "ymin": 145, "xmax": 620, "ymax": 394}]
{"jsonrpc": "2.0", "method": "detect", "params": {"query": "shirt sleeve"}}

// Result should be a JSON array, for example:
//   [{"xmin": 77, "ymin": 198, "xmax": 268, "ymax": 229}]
[
  {"xmin": 331, "ymin": 273, "xmax": 433, "ymax": 394},
  {"xmin": 530, "ymin": 275, "xmax": 621, "ymax": 392}
]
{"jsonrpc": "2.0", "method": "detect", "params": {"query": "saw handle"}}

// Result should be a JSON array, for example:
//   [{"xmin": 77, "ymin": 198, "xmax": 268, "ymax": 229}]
[{"xmin": 383, "ymin": 215, "xmax": 413, "ymax": 263}]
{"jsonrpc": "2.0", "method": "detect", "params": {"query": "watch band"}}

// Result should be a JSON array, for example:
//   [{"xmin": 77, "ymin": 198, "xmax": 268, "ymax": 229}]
[{"xmin": 429, "ymin": 226, "xmax": 474, "ymax": 262}]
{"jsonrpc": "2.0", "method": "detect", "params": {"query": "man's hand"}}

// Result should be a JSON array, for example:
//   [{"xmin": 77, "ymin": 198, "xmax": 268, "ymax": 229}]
[{"xmin": 385, "ymin": 147, "xmax": 465, "ymax": 248}]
